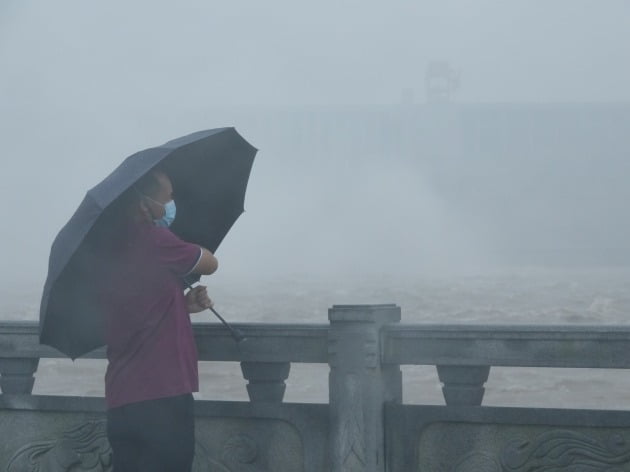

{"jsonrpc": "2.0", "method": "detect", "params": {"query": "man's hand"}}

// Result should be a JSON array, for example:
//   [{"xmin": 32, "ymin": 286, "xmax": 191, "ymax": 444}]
[{"xmin": 185, "ymin": 285, "xmax": 213, "ymax": 313}]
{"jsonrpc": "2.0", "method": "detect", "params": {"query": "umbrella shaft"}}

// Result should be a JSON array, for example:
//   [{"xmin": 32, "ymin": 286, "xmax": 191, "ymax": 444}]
[{"xmin": 184, "ymin": 283, "xmax": 244, "ymax": 342}]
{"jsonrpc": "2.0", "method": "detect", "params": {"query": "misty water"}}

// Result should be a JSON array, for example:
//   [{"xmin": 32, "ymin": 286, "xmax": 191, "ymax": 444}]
[{"xmin": 3, "ymin": 2, "xmax": 630, "ymax": 412}]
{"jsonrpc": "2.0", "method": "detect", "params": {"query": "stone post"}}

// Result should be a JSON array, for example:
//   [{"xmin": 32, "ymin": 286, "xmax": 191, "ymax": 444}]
[
  {"xmin": 328, "ymin": 304, "xmax": 402, "ymax": 472},
  {"xmin": 240, "ymin": 361, "xmax": 291, "ymax": 402},
  {"xmin": 436, "ymin": 365, "xmax": 490, "ymax": 406},
  {"xmin": 0, "ymin": 358, "xmax": 40, "ymax": 394}
]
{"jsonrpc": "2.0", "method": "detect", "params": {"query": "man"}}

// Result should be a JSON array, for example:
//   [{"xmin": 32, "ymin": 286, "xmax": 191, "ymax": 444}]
[{"xmin": 103, "ymin": 168, "xmax": 217, "ymax": 471}]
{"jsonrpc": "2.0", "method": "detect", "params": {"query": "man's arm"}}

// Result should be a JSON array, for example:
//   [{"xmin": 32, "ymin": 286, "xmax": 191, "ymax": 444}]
[{"xmin": 190, "ymin": 247, "xmax": 218, "ymax": 275}]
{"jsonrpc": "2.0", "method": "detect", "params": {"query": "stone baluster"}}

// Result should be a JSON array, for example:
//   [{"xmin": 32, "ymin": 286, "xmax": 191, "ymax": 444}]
[
  {"xmin": 436, "ymin": 365, "xmax": 491, "ymax": 406},
  {"xmin": 328, "ymin": 304, "xmax": 402, "ymax": 472},
  {"xmin": 240, "ymin": 361, "xmax": 291, "ymax": 402},
  {"xmin": 0, "ymin": 358, "xmax": 40, "ymax": 394}
]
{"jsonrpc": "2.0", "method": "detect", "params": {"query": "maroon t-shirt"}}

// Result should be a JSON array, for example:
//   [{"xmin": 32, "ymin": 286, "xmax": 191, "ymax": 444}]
[{"xmin": 103, "ymin": 221, "xmax": 202, "ymax": 409}]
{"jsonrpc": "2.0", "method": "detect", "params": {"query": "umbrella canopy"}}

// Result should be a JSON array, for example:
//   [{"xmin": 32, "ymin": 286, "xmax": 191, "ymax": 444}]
[{"xmin": 39, "ymin": 128, "xmax": 257, "ymax": 359}]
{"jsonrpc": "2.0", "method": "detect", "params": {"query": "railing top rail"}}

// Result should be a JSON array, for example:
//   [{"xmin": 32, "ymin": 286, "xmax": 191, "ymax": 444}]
[
  {"xmin": 193, "ymin": 322, "xmax": 329, "ymax": 363},
  {"xmin": 384, "ymin": 323, "xmax": 630, "ymax": 338},
  {"xmin": 0, "ymin": 321, "xmax": 330, "ymax": 363},
  {"xmin": 5, "ymin": 320, "xmax": 630, "ymax": 368},
  {"xmin": 382, "ymin": 323, "xmax": 630, "ymax": 368},
  {"xmin": 5, "ymin": 321, "xmax": 630, "ymax": 335}
]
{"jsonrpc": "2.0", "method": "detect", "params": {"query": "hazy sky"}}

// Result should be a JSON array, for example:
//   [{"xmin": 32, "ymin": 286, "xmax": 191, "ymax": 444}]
[
  {"xmin": 2, "ymin": 1, "xmax": 629, "ymax": 289},
  {"xmin": 2, "ymin": 1, "xmax": 630, "ymax": 108}
]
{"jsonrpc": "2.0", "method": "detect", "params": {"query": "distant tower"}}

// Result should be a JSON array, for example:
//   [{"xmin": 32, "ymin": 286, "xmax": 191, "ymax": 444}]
[{"xmin": 425, "ymin": 61, "xmax": 460, "ymax": 103}]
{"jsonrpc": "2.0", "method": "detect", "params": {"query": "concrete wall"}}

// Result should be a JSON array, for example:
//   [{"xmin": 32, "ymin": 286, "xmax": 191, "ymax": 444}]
[
  {"xmin": 387, "ymin": 404, "xmax": 630, "ymax": 471},
  {"xmin": 0, "ymin": 396, "xmax": 328, "ymax": 471}
]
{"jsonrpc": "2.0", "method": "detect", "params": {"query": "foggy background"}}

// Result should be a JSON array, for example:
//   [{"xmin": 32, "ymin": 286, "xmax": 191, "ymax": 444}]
[
  {"xmin": 3, "ymin": 0, "xmax": 630, "ymax": 408},
  {"xmin": 2, "ymin": 0, "xmax": 630, "ymax": 306}
]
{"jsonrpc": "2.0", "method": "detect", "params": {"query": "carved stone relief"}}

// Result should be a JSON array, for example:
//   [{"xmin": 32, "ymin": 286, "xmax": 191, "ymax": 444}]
[
  {"xmin": 5, "ymin": 420, "xmax": 111, "ymax": 472},
  {"xmin": 500, "ymin": 430, "xmax": 630, "ymax": 471},
  {"xmin": 194, "ymin": 417, "xmax": 303, "ymax": 471},
  {"xmin": 338, "ymin": 374, "xmax": 366, "ymax": 470},
  {"xmin": 219, "ymin": 433, "xmax": 268, "ymax": 471},
  {"xmin": 453, "ymin": 452, "xmax": 501, "ymax": 472},
  {"xmin": 4, "ymin": 420, "xmax": 273, "ymax": 472},
  {"xmin": 449, "ymin": 429, "xmax": 630, "ymax": 472}
]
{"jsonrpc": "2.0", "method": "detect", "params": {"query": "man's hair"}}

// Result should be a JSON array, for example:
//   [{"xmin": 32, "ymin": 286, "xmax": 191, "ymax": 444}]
[{"xmin": 135, "ymin": 168, "xmax": 167, "ymax": 199}]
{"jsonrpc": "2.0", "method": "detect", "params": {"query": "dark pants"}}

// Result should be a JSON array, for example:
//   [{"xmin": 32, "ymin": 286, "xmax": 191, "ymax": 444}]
[{"xmin": 106, "ymin": 393, "xmax": 195, "ymax": 472}]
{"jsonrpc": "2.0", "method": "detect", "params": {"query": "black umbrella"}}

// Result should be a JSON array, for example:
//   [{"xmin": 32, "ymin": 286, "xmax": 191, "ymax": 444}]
[{"xmin": 39, "ymin": 128, "xmax": 257, "ymax": 359}]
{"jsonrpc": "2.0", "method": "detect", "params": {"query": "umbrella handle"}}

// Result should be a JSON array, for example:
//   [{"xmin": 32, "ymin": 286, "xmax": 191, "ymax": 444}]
[{"xmin": 184, "ymin": 282, "xmax": 246, "ymax": 343}]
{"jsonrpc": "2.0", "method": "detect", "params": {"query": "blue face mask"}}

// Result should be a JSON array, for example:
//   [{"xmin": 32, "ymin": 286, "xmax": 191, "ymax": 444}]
[
  {"xmin": 142, "ymin": 194, "xmax": 177, "ymax": 227},
  {"xmin": 154, "ymin": 199, "xmax": 176, "ymax": 227}
]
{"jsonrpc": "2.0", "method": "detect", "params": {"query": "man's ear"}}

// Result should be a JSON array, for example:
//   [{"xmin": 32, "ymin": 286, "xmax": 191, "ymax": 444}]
[{"xmin": 139, "ymin": 200, "xmax": 152, "ymax": 221}]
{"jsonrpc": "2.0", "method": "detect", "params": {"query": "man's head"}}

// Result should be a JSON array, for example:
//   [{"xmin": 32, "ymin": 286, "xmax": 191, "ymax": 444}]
[{"xmin": 134, "ymin": 169, "xmax": 175, "ymax": 226}]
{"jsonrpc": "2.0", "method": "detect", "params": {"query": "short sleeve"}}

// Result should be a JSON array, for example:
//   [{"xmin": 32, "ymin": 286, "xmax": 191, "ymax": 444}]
[{"xmin": 150, "ymin": 227, "xmax": 203, "ymax": 277}]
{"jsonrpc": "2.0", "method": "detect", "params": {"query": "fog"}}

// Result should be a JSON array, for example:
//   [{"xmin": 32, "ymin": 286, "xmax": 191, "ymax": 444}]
[{"xmin": 2, "ymin": 0, "xmax": 630, "ymax": 293}]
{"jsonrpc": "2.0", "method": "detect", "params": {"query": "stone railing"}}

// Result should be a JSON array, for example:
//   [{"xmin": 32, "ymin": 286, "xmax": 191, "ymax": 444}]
[{"xmin": 2, "ymin": 304, "xmax": 630, "ymax": 471}]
